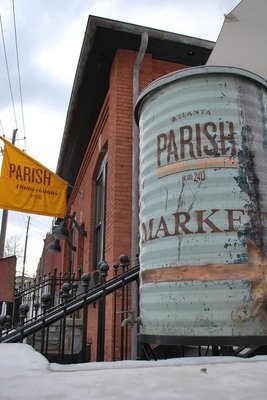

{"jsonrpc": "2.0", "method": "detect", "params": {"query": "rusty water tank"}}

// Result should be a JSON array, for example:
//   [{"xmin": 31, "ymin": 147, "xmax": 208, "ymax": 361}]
[{"xmin": 135, "ymin": 65, "xmax": 267, "ymax": 346}]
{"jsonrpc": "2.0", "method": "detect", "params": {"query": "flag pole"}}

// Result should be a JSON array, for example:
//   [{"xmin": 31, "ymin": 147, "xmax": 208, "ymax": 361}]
[{"xmin": 0, "ymin": 129, "xmax": 17, "ymax": 258}]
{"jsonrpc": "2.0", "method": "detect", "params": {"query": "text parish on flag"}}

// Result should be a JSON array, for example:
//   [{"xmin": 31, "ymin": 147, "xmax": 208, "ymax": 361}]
[{"xmin": 0, "ymin": 136, "xmax": 68, "ymax": 218}]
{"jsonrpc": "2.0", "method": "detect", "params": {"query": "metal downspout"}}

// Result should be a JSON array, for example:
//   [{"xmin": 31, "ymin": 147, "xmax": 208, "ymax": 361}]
[{"xmin": 131, "ymin": 31, "xmax": 148, "ymax": 359}]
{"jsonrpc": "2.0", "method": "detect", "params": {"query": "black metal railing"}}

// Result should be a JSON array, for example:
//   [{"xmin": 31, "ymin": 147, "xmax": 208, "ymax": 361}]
[
  {"xmin": 2, "ymin": 256, "xmax": 266, "ymax": 362},
  {"xmin": 0, "ymin": 255, "xmax": 140, "ymax": 364},
  {"xmin": 12, "ymin": 268, "xmax": 82, "ymax": 326}
]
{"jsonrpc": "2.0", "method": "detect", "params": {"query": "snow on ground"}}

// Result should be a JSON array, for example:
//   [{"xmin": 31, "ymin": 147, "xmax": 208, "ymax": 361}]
[{"xmin": 0, "ymin": 344, "xmax": 267, "ymax": 399}]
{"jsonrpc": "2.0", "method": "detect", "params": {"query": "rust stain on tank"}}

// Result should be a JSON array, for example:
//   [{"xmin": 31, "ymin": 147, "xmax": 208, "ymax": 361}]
[{"xmin": 141, "ymin": 237, "xmax": 267, "ymax": 318}]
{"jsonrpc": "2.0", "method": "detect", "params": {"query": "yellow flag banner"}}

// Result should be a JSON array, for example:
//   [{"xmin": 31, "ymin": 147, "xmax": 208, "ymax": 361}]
[{"xmin": 0, "ymin": 136, "xmax": 68, "ymax": 218}]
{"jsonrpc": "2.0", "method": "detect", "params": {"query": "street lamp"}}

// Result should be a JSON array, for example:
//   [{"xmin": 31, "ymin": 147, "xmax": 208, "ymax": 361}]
[
  {"xmin": 47, "ymin": 213, "xmax": 86, "ymax": 254},
  {"xmin": 47, "ymin": 238, "xmax": 61, "ymax": 254},
  {"xmin": 53, "ymin": 214, "xmax": 87, "ymax": 240}
]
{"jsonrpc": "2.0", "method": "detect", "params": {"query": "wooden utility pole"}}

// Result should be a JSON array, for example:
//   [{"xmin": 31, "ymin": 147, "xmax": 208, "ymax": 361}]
[{"xmin": 0, "ymin": 129, "xmax": 18, "ymax": 258}]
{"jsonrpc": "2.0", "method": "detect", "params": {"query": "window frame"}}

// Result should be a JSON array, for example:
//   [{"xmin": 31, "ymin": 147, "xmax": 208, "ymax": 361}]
[{"xmin": 93, "ymin": 153, "xmax": 108, "ymax": 269}]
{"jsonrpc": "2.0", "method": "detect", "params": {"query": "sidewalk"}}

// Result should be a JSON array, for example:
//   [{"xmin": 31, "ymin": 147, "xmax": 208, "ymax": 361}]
[{"xmin": 0, "ymin": 344, "xmax": 267, "ymax": 399}]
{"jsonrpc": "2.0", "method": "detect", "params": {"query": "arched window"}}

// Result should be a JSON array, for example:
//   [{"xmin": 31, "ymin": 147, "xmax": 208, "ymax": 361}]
[{"xmin": 93, "ymin": 153, "xmax": 107, "ymax": 269}]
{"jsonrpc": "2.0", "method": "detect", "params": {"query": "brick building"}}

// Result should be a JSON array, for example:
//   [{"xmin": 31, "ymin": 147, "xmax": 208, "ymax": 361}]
[{"xmin": 39, "ymin": 16, "xmax": 213, "ymax": 361}]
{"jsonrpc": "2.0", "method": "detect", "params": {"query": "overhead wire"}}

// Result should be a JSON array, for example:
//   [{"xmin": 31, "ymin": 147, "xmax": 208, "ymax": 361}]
[
  {"xmin": 14, "ymin": 211, "xmax": 26, "ymax": 232},
  {"xmin": 0, "ymin": 13, "xmax": 18, "ymax": 130},
  {"xmin": 1, "ymin": 4, "xmax": 54, "ymax": 274},
  {"xmin": 27, "ymin": 215, "xmax": 53, "ymax": 241},
  {"xmin": 0, "ymin": 120, "xmax": 4, "ymax": 156},
  {"xmin": 0, "ymin": 4, "xmax": 39, "ymax": 275},
  {"xmin": 0, "ymin": 120, "xmax": 4, "ymax": 135},
  {"xmin": 12, "ymin": 0, "xmax": 26, "ymax": 150},
  {"xmin": 29, "ymin": 224, "xmax": 50, "ymax": 236},
  {"xmin": 30, "ymin": 216, "xmax": 53, "ymax": 229}
]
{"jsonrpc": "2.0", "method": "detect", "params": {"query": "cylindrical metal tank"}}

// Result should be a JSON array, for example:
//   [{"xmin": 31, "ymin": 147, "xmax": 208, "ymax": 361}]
[{"xmin": 135, "ymin": 66, "xmax": 267, "ymax": 346}]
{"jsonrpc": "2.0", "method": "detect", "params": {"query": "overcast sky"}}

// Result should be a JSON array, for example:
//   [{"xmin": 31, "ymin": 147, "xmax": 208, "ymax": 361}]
[{"xmin": 0, "ymin": 0, "xmax": 241, "ymax": 277}]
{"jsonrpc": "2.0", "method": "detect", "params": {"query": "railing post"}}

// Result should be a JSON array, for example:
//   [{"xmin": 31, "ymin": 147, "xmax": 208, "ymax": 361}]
[
  {"xmin": 0, "ymin": 315, "xmax": 7, "ymax": 342},
  {"xmin": 50, "ymin": 267, "xmax": 57, "ymax": 307},
  {"xmin": 33, "ymin": 302, "xmax": 40, "ymax": 318},
  {"xmin": 60, "ymin": 283, "xmax": 72, "ymax": 363},
  {"xmin": 97, "ymin": 261, "xmax": 109, "ymax": 362},
  {"xmin": 40, "ymin": 293, "xmax": 51, "ymax": 355},
  {"xmin": 72, "ymin": 281, "xmax": 79, "ymax": 298},
  {"xmin": 19, "ymin": 304, "xmax": 29, "ymax": 326},
  {"xmin": 81, "ymin": 273, "xmax": 91, "ymax": 362},
  {"xmin": 70, "ymin": 282, "xmax": 78, "ymax": 356},
  {"xmin": 31, "ymin": 302, "xmax": 40, "ymax": 347},
  {"xmin": 119, "ymin": 254, "xmax": 130, "ymax": 360},
  {"xmin": 5, "ymin": 315, "xmax": 11, "ymax": 330},
  {"xmin": 19, "ymin": 304, "xmax": 29, "ymax": 343},
  {"xmin": 112, "ymin": 263, "xmax": 119, "ymax": 361}
]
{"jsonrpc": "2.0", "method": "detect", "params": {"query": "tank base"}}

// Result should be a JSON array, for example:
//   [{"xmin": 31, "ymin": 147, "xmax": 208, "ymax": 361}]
[{"xmin": 140, "ymin": 334, "xmax": 267, "ymax": 347}]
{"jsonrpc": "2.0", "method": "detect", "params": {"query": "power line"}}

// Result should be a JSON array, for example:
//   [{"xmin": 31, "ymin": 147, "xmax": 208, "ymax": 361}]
[
  {"xmin": 13, "ymin": 211, "xmax": 27, "ymax": 232},
  {"xmin": 12, "ymin": 0, "xmax": 26, "ymax": 141},
  {"xmin": 30, "ymin": 217, "xmax": 53, "ymax": 230},
  {"xmin": 28, "ymin": 227, "xmax": 49, "ymax": 237},
  {"xmin": 0, "ymin": 120, "xmax": 4, "ymax": 135},
  {"xmin": 0, "ymin": 13, "xmax": 18, "ymax": 129}
]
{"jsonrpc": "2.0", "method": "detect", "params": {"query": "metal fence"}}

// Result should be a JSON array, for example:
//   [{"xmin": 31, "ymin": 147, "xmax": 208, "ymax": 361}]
[
  {"xmin": 0, "ymin": 255, "xmax": 140, "ymax": 364},
  {"xmin": 12, "ymin": 268, "xmax": 82, "ymax": 327}
]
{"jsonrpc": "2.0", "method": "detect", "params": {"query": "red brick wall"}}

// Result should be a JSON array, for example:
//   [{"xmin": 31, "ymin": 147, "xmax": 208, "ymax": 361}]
[
  {"xmin": 0, "ymin": 256, "xmax": 16, "ymax": 302},
  {"xmin": 106, "ymin": 49, "xmax": 135, "ymax": 264},
  {"xmin": 37, "ymin": 233, "xmax": 63, "ymax": 278},
  {"xmin": 40, "ymin": 48, "xmax": 189, "ymax": 361}
]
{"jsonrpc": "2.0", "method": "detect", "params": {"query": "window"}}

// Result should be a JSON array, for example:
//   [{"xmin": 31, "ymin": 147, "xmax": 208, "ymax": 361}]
[{"xmin": 93, "ymin": 154, "xmax": 107, "ymax": 269}]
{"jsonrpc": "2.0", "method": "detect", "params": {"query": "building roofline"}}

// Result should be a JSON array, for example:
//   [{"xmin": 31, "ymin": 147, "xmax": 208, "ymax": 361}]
[{"xmin": 56, "ymin": 15, "xmax": 214, "ymax": 187}]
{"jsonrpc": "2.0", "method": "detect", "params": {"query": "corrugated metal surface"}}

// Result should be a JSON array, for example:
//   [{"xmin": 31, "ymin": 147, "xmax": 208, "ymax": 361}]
[{"xmin": 135, "ymin": 66, "xmax": 267, "ymax": 340}]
